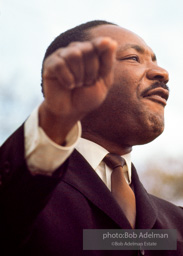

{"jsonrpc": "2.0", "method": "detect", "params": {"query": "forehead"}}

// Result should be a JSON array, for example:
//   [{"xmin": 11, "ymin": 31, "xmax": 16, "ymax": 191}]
[{"xmin": 88, "ymin": 24, "xmax": 154, "ymax": 56}]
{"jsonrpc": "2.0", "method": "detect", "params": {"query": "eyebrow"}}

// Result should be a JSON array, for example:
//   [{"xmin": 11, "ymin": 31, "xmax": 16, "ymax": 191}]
[{"xmin": 117, "ymin": 44, "xmax": 157, "ymax": 61}]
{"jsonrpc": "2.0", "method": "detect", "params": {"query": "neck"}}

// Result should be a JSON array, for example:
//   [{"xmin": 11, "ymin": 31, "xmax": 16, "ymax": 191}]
[{"xmin": 82, "ymin": 131, "xmax": 132, "ymax": 155}]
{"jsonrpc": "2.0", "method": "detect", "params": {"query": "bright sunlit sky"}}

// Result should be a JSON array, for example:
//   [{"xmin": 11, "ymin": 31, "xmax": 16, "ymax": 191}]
[{"xmin": 1, "ymin": 0, "xmax": 183, "ymax": 168}]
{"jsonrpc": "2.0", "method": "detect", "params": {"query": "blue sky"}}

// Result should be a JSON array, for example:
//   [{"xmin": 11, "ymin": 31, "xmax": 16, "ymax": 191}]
[{"xmin": 1, "ymin": 0, "xmax": 183, "ymax": 166}]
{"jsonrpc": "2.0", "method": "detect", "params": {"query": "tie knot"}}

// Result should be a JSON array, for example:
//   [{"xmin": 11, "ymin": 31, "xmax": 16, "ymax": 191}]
[{"xmin": 103, "ymin": 153, "xmax": 126, "ymax": 170}]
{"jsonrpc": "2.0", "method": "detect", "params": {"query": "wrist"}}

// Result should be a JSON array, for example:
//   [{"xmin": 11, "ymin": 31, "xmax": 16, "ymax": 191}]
[{"xmin": 38, "ymin": 102, "xmax": 79, "ymax": 145}]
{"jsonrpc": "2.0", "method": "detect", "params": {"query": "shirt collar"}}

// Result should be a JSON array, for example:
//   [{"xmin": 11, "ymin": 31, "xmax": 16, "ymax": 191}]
[{"xmin": 75, "ymin": 137, "xmax": 132, "ymax": 183}]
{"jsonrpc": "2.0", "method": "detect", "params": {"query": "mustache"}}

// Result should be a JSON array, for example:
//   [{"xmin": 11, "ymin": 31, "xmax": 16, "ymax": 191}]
[{"xmin": 141, "ymin": 82, "xmax": 169, "ymax": 96}]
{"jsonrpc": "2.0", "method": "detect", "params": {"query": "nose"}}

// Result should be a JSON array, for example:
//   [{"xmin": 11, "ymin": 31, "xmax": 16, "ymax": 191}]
[{"xmin": 146, "ymin": 65, "xmax": 169, "ymax": 84}]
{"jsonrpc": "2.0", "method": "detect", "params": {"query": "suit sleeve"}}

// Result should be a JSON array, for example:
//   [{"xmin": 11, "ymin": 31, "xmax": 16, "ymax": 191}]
[{"xmin": 0, "ymin": 124, "xmax": 68, "ymax": 252}]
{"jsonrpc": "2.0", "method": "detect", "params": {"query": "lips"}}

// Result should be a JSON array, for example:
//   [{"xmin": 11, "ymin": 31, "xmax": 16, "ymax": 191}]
[{"xmin": 142, "ymin": 88, "xmax": 169, "ymax": 106}]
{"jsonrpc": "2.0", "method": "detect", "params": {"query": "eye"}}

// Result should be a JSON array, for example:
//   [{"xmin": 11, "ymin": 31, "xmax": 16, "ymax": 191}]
[
  {"xmin": 123, "ymin": 56, "xmax": 139, "ymax": 62},
  {"xmin": 117, "ymin": 55, "xmax": 140, "ymax": 63}
]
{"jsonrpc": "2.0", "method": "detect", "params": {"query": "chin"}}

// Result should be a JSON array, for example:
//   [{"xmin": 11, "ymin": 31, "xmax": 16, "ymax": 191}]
[
  {"xmin": 142, "ymin": 129, "xmax": 163, "ymax": 145},
  {"xmin": 133, "ymin": 113, "xmax": 165, "ymax": 145},
  {"xmin": 149, "ymin": 112, "xmax": 164, "ymax": 133}
]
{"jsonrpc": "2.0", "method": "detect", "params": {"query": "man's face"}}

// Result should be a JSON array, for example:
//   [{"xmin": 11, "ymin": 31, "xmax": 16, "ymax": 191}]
[{"xmin": 84, "ymin": 25, "xmax": 169, "ymax": 147}]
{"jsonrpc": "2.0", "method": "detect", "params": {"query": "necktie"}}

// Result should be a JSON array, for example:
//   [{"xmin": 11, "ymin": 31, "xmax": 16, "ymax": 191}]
[{"xmin": 104, "ymin": 153, "xmax": 136, "ymax": 228}]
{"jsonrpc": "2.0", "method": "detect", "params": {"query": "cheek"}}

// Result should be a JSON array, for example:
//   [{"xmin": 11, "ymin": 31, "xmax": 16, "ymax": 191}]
[
  {"xmin": 113, "ymin": 65, "xmax": 139, "ymax": 96},
  {"xmin": 111, "ymin": 79, "xmax": 138, "ymax": 110}
]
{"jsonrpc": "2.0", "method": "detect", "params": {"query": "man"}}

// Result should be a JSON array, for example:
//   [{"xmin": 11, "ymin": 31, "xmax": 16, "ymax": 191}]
[{"xmin": 0, "ymin": 20, "xmax": 183, "ymax": 256}]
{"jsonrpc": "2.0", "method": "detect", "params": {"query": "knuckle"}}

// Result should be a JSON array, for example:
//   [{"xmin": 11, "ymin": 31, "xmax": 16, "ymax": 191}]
[
  {"xmin": 84, "ymin": 42, "xmax": 93, "ymax": 51},
  {"xmin": 63, "ymin": 48, "xmax": 83, "ymax": 62},
  {"xmin": 84, "ymin": 44, "xmax": 96, "ymax": 56},
  {"xmin": 71, "ymin": 49, "xmax": 82, "ymax": 59},
  {"xmin": 56, "ymin": 57, "xmax": 65, "ymax": 68}
]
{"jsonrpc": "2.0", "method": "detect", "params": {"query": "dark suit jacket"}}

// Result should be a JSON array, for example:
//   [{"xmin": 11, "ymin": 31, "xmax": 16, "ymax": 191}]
[{"xmin": 0, "ymin": 125, "xmax": 183, "ymax": 256}]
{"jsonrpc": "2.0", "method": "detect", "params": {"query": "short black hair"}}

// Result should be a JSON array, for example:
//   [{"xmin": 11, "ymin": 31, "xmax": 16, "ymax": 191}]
[
  {"xmin": 41, "ymin": 20, "xmax": 116, "ymax": 90},
  {"xmin": 43, "ymin": 20, "xmax": 116, "ymax": 60}
]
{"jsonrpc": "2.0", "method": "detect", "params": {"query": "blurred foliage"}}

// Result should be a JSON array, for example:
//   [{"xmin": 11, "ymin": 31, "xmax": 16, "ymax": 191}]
[{"xmin": 140, "ymin": 157, "xmax": 183, "ymax": 206}]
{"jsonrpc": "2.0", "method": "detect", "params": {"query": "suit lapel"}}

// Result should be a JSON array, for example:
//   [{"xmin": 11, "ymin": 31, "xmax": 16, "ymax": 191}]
[
  {"xmin": 62, "ymin": 149, "xmax": 132, "ymax": 229},
  {"xmin": 131, "ymin": 164, "xmax": 157, "ymax": 229},
  {"xmin": 62, "ymin": 150, "xmax": 158, "ymax": 229}
]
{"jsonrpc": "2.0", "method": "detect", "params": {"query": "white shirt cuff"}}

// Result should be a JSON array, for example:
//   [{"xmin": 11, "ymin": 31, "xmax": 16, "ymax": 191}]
[{"xmin": 24, "ymin": 106, "xmax": 81, "ymax": 175}]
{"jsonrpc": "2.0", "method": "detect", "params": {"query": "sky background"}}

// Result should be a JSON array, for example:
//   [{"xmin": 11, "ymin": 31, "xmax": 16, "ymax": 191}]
[{"xmin": 1, "ymin": 0, "xmax": 183, "ymax": 172}]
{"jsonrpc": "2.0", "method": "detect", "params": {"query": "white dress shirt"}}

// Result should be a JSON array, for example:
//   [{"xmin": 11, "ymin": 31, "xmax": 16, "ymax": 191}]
[{"xmin": 24, "ymin": 106, "xmax": 131, "ymax": 190}]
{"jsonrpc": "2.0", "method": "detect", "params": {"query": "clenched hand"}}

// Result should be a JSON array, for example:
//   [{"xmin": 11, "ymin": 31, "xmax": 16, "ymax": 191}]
[{"xmin": 39, "ymin": 37, "xmax": 117, "ymax": 144}]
